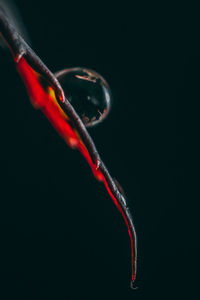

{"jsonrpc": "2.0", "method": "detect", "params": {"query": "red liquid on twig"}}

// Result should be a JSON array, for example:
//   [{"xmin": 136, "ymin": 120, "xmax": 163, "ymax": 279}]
[{"xmin": 16, "ymin": 57, "xmax": 136, "ymax": 284}]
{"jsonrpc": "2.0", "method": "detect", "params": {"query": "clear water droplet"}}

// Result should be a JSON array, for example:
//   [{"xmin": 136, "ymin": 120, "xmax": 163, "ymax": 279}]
[{"xmin": 55, "ymin": 68, "xmax": 111, "ymax": 127}]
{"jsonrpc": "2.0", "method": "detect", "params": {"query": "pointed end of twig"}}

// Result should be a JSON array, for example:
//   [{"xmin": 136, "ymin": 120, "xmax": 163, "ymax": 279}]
[
  {"xmin": 58, "ymin": 88, "xmax": 65, "ymax": 103},
  {"xmin": 130, "ymin": 280, "xmax": 138, "ymax": 290},
  {"xmin": 14, "ymin": 50, "xmax": 25, "ymax": 63}
]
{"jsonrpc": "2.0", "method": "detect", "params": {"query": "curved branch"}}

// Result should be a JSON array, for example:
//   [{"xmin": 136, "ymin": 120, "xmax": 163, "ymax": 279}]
[{"xmin": 0, "ymin": 4, "xmax": 137, "ymax": 287}]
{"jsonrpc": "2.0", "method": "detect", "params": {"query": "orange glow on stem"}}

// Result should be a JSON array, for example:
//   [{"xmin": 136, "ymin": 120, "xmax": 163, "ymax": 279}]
[
  {"xmin": 16, "ymin": 57, "xmax": 136, "ymax": 284},
  {"xmin": 16, "ymin": 57, "xmax": 105, "ymax": 179},
  {"xmin": 16, "ymin": 58, "xmax": 78, "ymax": 148}
]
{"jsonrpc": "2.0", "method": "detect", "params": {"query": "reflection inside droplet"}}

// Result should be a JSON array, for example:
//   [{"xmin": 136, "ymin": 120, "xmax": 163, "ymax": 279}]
[{"xmin": 55, "ymin": 67, "xmax": 111, "ymax": 127}]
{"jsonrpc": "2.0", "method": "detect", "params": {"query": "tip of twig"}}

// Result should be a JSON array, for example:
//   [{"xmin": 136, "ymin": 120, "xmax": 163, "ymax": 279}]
[
  {"xmin": 130, "ymin": 280, "xmax": 138, "ymax": 290},
  {"xmin": 14, "ymin": 50, "xmax": 25, "ymax": 63},
  {"xmin": 58, "ymin": 88, "xmax": 65, "ymax": 103}
]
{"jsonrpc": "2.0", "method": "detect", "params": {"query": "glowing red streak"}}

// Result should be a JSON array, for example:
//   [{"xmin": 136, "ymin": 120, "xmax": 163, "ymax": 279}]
[{"xmin": 16, "ymin": 57, "xmax": 135, "ymax": 283}]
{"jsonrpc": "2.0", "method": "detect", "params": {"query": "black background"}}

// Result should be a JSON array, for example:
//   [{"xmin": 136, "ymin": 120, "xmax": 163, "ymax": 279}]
[{"xmin": 0, "ymin": 1, "xmax": 198, "ymax": 299}]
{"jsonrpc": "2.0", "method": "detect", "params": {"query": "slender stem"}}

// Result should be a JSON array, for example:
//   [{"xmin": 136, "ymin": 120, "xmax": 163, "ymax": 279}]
[{"xmin": 0, "ymin": 5, "xmax": 137, "ymax": 287}]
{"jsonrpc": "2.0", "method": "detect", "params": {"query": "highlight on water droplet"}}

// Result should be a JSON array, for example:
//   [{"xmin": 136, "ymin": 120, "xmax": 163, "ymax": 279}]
[{"xmin": 55, "ymin": 67, "xmax": 111, "ymax": 127}]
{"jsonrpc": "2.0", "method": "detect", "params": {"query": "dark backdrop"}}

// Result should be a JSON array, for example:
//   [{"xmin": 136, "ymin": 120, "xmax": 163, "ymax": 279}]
[{"xmin": 0, "ymin": 1, "xmax": 197, "ymax": 299}]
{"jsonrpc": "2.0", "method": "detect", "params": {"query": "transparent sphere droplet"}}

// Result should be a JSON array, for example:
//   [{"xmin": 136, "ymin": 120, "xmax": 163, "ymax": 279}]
[{"xmin": 55, "ymin": 68, "xmax": 111, "ymax": 127}]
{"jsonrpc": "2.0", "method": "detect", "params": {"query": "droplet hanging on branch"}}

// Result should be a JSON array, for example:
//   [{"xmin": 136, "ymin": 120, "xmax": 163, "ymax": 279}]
[{"xmin": 55, "ymin": 68, "xmax": 111, "ymax": 127}]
